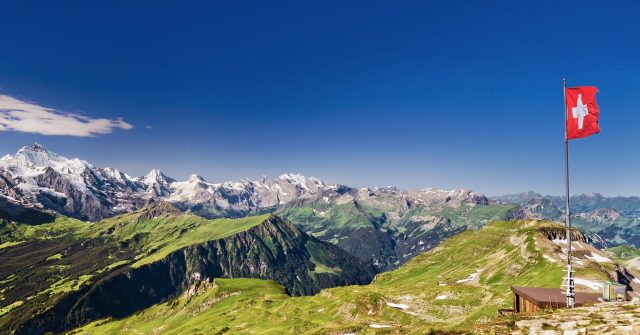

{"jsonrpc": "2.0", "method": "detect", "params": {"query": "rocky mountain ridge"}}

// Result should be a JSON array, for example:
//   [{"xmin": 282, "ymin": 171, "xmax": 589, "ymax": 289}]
[
  {"xmin": 495, "ymin": 193, "xmax": 640, "ymax": 249},
  {"xmin": 492, "ymin": 191, "xmax": 640, "ymax": 218},
  {"xmin": 0, "ymin": 144, "xmax": 487, "ymax": 222}
]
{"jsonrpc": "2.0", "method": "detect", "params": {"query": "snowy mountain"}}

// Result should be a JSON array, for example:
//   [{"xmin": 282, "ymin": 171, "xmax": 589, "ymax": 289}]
[
  {"xmin": 0, "ymin": 144, "xmax": 150, "ymax": 220},
  {"xmin": 1, "ymin": 144, "xmax": 484, "ymax": 222},
  {"xmin": 0, "ymin": 144, "xmax": 340, "ymax": 220}
]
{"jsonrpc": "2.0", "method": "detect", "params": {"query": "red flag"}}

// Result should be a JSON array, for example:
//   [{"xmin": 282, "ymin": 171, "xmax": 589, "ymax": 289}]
[{"xmin": 565, "ymin": 86, "xmax": 600, "ymax": 140}]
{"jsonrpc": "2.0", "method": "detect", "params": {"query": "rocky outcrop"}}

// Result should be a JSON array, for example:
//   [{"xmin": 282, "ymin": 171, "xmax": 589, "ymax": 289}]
[{"xmin": 537, "ymin": 225, "xmax": 588, "ymax": 243}]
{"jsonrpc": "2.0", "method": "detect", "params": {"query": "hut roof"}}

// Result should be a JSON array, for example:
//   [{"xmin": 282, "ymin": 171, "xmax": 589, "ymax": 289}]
[{"xmin": 511, "ymin": 286, "xmax": 600, "ymax": 308}]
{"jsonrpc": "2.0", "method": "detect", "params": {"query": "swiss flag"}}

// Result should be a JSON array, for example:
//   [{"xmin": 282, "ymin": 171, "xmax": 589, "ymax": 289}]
[{"xmin": 565, "ymin": 86, "xmax": 600, "ymax": 140}]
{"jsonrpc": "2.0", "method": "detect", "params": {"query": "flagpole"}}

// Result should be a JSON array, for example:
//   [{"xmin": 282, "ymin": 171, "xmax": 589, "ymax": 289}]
[{"xmin": 563, "ymin": 78, "xmax": 575, "ymax": 308}]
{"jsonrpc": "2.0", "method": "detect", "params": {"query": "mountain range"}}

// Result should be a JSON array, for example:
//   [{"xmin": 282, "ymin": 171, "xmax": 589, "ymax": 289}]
[
  {"xmin": 3, "ymin": 144, "xmax": 640, "ymax": 271},
  {"xmin": 0, "ymin": 144, "xmax": 508, "ymax": 270},
  {"xmin": 492, "ymin": 191, "xmax": 640, "ymax": 218},
  {"xmin": 492, "ymin": 193, "xmax": 640, "ymax": 248},
  {"xmin": 3, "ymin": 144, "xmax": 640, "ymax": 334},
  {"xmin": 0, "ymin": 143, "xmax": 332, "ymax": 221}
]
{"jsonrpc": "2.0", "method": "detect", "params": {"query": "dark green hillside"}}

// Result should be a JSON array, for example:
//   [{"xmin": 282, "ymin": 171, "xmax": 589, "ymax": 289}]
[{"xmin": 0, "ymin": 203, "xmax": 375, "ymax": 335}]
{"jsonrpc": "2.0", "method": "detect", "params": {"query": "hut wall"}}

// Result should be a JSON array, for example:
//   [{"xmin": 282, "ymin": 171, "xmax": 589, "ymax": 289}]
[{"xmin": 514, "ymin": 294, "xmax": 540, "ymax": 313}]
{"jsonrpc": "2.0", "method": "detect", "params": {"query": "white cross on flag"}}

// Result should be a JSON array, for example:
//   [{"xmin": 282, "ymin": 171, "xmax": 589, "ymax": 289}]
[{"xmin": 565, "ymin": 86, "xmax": 600, "ymax": 140}]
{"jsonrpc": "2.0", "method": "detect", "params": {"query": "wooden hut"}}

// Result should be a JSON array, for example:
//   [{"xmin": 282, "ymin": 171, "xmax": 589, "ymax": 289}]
[
  {"xmin": 602, "ymin": 282, "xmax": 627, "ymax": 302},
  {"xmin": 511, "ymin": 286, "xmax": 600, "ymax": 313}
]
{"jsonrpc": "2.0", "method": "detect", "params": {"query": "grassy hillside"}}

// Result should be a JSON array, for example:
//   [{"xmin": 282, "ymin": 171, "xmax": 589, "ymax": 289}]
[
  {"xmin": 0, "ymin": 215, "xmax": 89, "ymax": 244},
  {"xmin": 605, "ymin": 244, "xmax": 640, "ymax": 273},
  {"xmin": 606, "ymin": 244, "xmax": 640, "ymax": 261},
  {"xmin": 0, "ymin": 205, "xmax": 270, "ymax": 331},
  {"xmin": 73, "ymin": 219, "xmax": 612, "ymax": 334},
  {"xmin": 2, "ymin": 204, "xmax": 379, "ymax": 334}
]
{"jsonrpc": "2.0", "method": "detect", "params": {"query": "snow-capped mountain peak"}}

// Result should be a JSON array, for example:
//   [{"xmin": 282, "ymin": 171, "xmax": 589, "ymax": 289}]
[
  {"xmin": 0, "ymin": 144, "xmax": 490, "ymax": 222},
  {"xmin": 1, "ymin": 144, "xmax": 91, "ymax": 189},
  {"xmin": 10, "ymin": 143, "xmax": 86, "ymax": 173},
  {"xmin": 143, "ymin": 169, "xmax": 173, "ymax": 183},
  {"xmin": 188, "ymin": 174, "xmax": 205, "ymax": 182},
  {"xmin": 278, "ymin": 172, "xmax": 304, "ymax": 182},
  {"xmin": 15, "ymin": 143, "xmax": 56, "ymax": 166},
  {"xmin": 278, "ymin": 173, "xmax": 325, "ymax": 190}
]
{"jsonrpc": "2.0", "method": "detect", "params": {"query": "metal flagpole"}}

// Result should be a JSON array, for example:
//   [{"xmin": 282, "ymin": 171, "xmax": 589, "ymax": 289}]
[{"xmin": 563, "ymin": 78, "xmax": 575, "ymax": 308}]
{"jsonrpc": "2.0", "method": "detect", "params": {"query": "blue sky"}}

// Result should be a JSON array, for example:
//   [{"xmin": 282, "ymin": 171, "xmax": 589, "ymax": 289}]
[{"xmin": 1, "ymin": 1, "xmax": 639, "ymax": 195}]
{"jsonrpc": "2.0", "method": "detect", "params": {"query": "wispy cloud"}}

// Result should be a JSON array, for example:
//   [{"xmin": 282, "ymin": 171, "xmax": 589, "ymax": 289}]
[{"xmin": 0, "ymin": 94, "xmax": 133, "ymax": 137}]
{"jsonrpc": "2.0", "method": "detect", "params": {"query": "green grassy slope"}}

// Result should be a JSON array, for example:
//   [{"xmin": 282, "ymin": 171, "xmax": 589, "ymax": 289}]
[
  {"xmin": 606, "ymin": 244, "xmax": 640, "ymax": 261},
  {"xmin": 74, "ymin": 219, "xmax": 609, "ymax": 334},
  {"xmin": 101, "ymin": 213, "xmax": 271, "ymax": 267},
  {"xmin": 605, "ymin": 244, "xmax": 640, "ymax": 272},
  {"xmin": 2, "ymin": 203, "xmax": 380, "ymax": 334},
  {"xmin": 0, "ymin": 204, "xmax": 270, "ymax": 331},
  {"xmin": 0, "ymin": 215, "xmax": 89, "ymax": 245}
]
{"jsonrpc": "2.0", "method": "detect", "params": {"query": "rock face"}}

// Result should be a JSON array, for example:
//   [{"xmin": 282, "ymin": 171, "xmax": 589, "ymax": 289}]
[
  {"xmin": 537, "ymin": 225, "xmax": 588, "ymax": 243},
  {"xmin": 4, "ymin": 215, "xmax": 376, "ymax": 335},
  {"xmin": 0, "ymin": 196, "xmax": 55, "ymax": 224}
]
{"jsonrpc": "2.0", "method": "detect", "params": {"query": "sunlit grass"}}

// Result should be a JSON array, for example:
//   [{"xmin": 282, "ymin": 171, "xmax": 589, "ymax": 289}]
[{"xmin": 73, "ymin": 220, "xmax": 610, "ymax": 334}]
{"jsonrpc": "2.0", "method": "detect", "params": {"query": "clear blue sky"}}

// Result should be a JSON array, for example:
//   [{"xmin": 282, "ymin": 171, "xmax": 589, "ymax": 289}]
[{"xmin": 1, "ymin": 1, "xmax": 639, "ymax": 195}]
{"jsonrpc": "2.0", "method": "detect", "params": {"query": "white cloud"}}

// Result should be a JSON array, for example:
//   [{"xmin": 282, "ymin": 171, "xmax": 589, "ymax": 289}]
[{"xmin": 0, "ymin": 94, "xmax": 133, "ymax": 137}]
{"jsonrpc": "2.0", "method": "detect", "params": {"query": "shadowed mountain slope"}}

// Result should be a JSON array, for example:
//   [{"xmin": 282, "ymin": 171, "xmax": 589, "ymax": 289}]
[{"xmin": 0, "ymin": 204, "xmax": 375, "ymax": 335}]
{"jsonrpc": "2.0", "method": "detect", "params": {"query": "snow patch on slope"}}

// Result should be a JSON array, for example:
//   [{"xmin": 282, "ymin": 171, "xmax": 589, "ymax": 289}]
[
  {"xmin": 586, "ymin": 253, "xmax": 612, "ymax": 263},
  {"xmin": 456, "ymin": 269, "xmax": 482, "ymax": 284},
  {"xmin": 386, "ymin": 302, "xmax": 409, "ymax": 310},
  {"xmin": 574, "ymin": 278, "xmax": 604, "ymax": 291}
]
